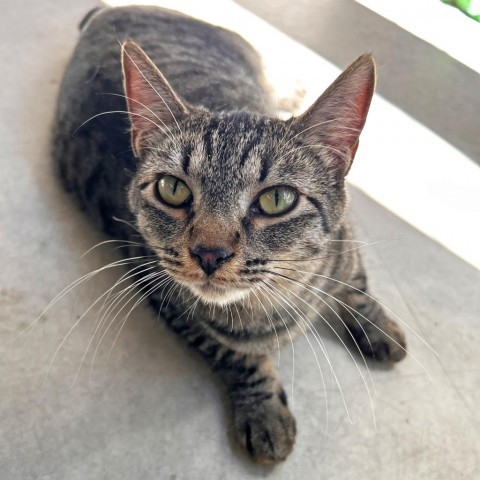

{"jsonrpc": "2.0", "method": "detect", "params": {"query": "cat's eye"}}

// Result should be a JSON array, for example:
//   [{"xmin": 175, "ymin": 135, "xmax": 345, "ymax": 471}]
[
  {"xmin": 156, "ymin": 175, "xmax": 192, "ymax": 207},
  {"xmin": 257, "ymin": 186, "xmax": 297, "ymax": 216}
]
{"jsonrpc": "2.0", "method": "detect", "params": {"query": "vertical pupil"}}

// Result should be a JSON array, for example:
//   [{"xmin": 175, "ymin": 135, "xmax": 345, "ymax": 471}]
[
  {"xmin": 274, "ymin": 188, "xmax": 279, "ymax": 207},
  {"xmin": 172, "ymin": 179, "xmax": 179, "ymax": 195}
]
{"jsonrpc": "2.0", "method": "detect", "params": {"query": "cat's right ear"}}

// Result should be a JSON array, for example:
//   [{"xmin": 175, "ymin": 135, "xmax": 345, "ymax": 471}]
[{"xmin": 121, "ymin": 41, "xmax": 188, "ymax": 157}]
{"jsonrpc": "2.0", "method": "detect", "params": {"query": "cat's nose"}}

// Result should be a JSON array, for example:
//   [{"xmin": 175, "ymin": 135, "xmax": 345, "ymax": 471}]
[{"xmin": 190, "ymin": 246, "xmax": 234, "ymax": 276}]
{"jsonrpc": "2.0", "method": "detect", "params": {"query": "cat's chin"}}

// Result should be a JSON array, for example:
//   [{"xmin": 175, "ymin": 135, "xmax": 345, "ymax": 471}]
[{"xmin": 188, "ymin": 283, "xmax": 250, "ymax": 306}]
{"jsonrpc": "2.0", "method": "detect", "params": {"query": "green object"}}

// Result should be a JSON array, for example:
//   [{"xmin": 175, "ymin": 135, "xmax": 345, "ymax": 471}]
[{"xmin": 441, "ymin": 0, "xmax": 480, "ymax": 22}]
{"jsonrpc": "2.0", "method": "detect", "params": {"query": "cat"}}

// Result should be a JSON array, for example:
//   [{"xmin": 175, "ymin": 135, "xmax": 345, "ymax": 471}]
[{"xmin": 52, "ymin": 5, "xmax": 407, "ymax": 463}]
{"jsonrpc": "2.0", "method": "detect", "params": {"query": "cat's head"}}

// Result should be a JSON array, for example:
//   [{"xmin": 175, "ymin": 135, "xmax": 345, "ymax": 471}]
[{"xmin": 122, "ymin": 42, "xmax": 375, "ymax": 306}]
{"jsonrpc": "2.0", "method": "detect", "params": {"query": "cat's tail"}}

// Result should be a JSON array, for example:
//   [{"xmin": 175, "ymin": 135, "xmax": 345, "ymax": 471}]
[{"xmin": 79, "ymin": 6, "xmax": 105, "ymax": 32}]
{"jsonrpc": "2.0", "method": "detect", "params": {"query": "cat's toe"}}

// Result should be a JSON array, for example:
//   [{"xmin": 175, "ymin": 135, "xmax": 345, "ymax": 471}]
[
  {"xmin": 232, "ymin": 392, "xmax": 296, "ymax": 464},
  {"xmin": 348, "ymin": 316, "xmax": 407, "ymax": 363}
]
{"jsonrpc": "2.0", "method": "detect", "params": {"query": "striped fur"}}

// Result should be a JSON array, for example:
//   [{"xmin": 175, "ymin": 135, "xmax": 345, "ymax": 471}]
[{"xmin": 52, "ymin": 6, "xmax": 406, "ymax": 463}]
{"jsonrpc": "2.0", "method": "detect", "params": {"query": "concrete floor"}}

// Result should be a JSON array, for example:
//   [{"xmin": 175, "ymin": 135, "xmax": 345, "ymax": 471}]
[{"xmin": 1, "ymin": 1, "xmax": 479, "ymax": 479}]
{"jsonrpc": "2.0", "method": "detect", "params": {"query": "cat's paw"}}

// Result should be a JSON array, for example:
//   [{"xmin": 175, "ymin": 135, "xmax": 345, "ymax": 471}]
[
  {"xmin": 348, "ymin": 316, "xmax": 407, "ymax": 362},
  {"xmin": 232, "ymin": 390, "xmax": 296, "ymax": 464}
]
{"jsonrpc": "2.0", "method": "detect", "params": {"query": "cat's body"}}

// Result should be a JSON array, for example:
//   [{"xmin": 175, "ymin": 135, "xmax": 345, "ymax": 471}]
[{"xmin": 53, "ymin": 6, "xmax": 406, "ymax": 463}]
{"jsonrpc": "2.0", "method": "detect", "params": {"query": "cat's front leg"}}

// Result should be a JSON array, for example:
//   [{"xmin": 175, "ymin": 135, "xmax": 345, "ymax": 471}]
[
  {"xmin": 160, "ymin": 306, "xmax": 296, "ymax": 463},
  {"xmin": 192, "ymin": 334, "xmax": 296, "ymax": 463},
  {"xmin": 225, "ymin": 354, "xmax": 296, "ymax": 464},
  {"xmin": 339, "ymin": 268, "xmax": 407, "ymax": 362}
]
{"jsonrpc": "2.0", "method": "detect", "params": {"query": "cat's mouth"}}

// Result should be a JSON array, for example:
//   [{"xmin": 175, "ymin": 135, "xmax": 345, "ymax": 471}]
[
  {"xmin": 163, "ymin": 260, "xmax": 252, "ymax": 305},
  {"xmin": 187, "ymin": 280, "xmax": 250, "ymax": 306}
]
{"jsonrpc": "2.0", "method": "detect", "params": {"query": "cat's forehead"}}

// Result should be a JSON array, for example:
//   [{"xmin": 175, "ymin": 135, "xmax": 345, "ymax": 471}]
[
  {"xmin": 141, "ymin": 111, "xmax": 325, "ymax": 196},
  {"xmin": 189, "ymin": 113, "xmax": 278, "ymax": 181}
]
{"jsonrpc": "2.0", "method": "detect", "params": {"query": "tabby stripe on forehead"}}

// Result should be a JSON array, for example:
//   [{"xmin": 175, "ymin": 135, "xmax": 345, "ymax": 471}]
[
  {"xmin": 307, "ymin": 196, "xmax": 330, "ymax": 233},
  {"xmin": 239, "ymin": 121, "xmax": 265, "ymax": 168},
  {"xmin": 258, "ymin": 155, "xmax": 271, "ymax": 183},
  {"xmin": 203, "ymin": 118, "xmax": 219, "ymax": 160},
  {"xmin": 182, "ymin": 143, "xmax": 192, "ymax": 174}
]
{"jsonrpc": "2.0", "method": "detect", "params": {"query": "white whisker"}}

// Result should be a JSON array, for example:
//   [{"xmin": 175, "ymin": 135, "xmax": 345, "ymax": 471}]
[
  {"xmin": 257, "ymin": 284, "xmax": 296, "ymax": 413},
  {"xmin": 106, "ymin": 275, "xmax": 172, "ymax": 361},
  {"xmin": 268, "ymin": 240, "xmax": 385, "ymax": 264},
  {"xmin": 11, "ymin": 256, "xmax": 155, "ymax": 347},
  {"xmin": 251, "ymin": 288, "xmax": 281, "ymax": 365},
  {"xmin": 72, "ymin": 262, "xmax": 158, "ymax": 385},
  {"xmin": 275, "ymin": 266, "xmax": 438, "ymax": 358},
  {"xmin": 268, "ymin": 275, "xmax": 376, "ymax": 428},
  {"xmin": 73, "ymin": 110, "xmax": 167, "ymax": 137},
  {"xmin": 89, "ymin": 272, "xmax": 169, "ymax": 378},
  {"xmin": 99, "ymin": 92, "xmax": 178, "ymax": 145},
  {"xmin": 262, "ymin": 281, "xmax": 336, "ymax": 430},
  {"xmin": 80, "ymin": 239, "xmax": 146, "ymax": 259},
  {"xmin": 255, "ymin": 287, "xmax": 282, "ymax": 368}
]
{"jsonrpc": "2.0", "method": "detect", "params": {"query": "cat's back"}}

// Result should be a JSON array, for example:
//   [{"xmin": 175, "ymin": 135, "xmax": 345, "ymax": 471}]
[{"xmin": 58, "ymin": 6, "xmax": 272, "ymax": 115}]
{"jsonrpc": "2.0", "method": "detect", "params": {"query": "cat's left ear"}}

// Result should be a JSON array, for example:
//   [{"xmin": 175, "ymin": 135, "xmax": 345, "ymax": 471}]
[
  {"xmin": 292, "ymin": 54, "xmax": 376, "ymax": 177},
  {"xmin": 122, "ymin": 41, "xmax": 189, "ymax": 157}
]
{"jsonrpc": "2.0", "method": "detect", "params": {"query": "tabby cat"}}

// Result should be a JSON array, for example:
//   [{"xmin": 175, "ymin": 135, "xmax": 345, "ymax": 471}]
[{"xmin": 52, "ymin": 6, "xmax": 406, "ymax": 463}]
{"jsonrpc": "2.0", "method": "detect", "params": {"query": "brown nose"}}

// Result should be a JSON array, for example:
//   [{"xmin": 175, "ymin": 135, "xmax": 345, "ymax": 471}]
[{"xmin": 190, "ymin": 246, "xmax": 234, "ymax": 276}]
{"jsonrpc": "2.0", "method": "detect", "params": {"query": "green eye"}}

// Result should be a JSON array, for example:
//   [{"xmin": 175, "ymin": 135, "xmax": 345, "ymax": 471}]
[
  {"xmin": 156, "ymin": 175, "xmax": 192, "ymax": 206},
  {"xmin": 257, "ymin": 186, "xmax": 297, "ymax": 216}
]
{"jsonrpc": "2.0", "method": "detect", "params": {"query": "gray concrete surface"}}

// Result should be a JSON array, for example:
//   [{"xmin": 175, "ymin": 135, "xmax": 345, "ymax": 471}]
[{"xmin": 1, "ymin": 1, "xmax": 479, "ymax": 479}]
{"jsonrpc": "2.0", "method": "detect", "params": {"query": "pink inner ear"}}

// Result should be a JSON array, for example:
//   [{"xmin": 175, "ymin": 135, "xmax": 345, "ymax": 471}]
[
  {"xmin": 122, "ymin": 46, "xmax": 163, "ymax": 154},
  {"xmin": 342, "ymin": 86, "xmax": 373, "ymax": 158},
  {"xmin": 123, "ymin": 63, "xmax": 155, "ymax": 141},
  {"xmin": 355, "ymin": 89, "xmax": 373, "ymax": 128},
  {"xmin": 121, "ymin": 41, "xmax": 187, "ymax": 156},
  {"xmin": 293, "ymin": 54, "xmax": 376, "ymax": 175}
]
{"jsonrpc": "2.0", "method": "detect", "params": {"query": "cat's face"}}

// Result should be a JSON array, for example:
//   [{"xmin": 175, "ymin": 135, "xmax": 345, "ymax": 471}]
[
  {"xmin": 129, "ymin": 111, "xmax": 345, "ymax": 305},
  {"xmin": 122, "ymin": 42, "xmax": 375, "ymax": 306}
]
